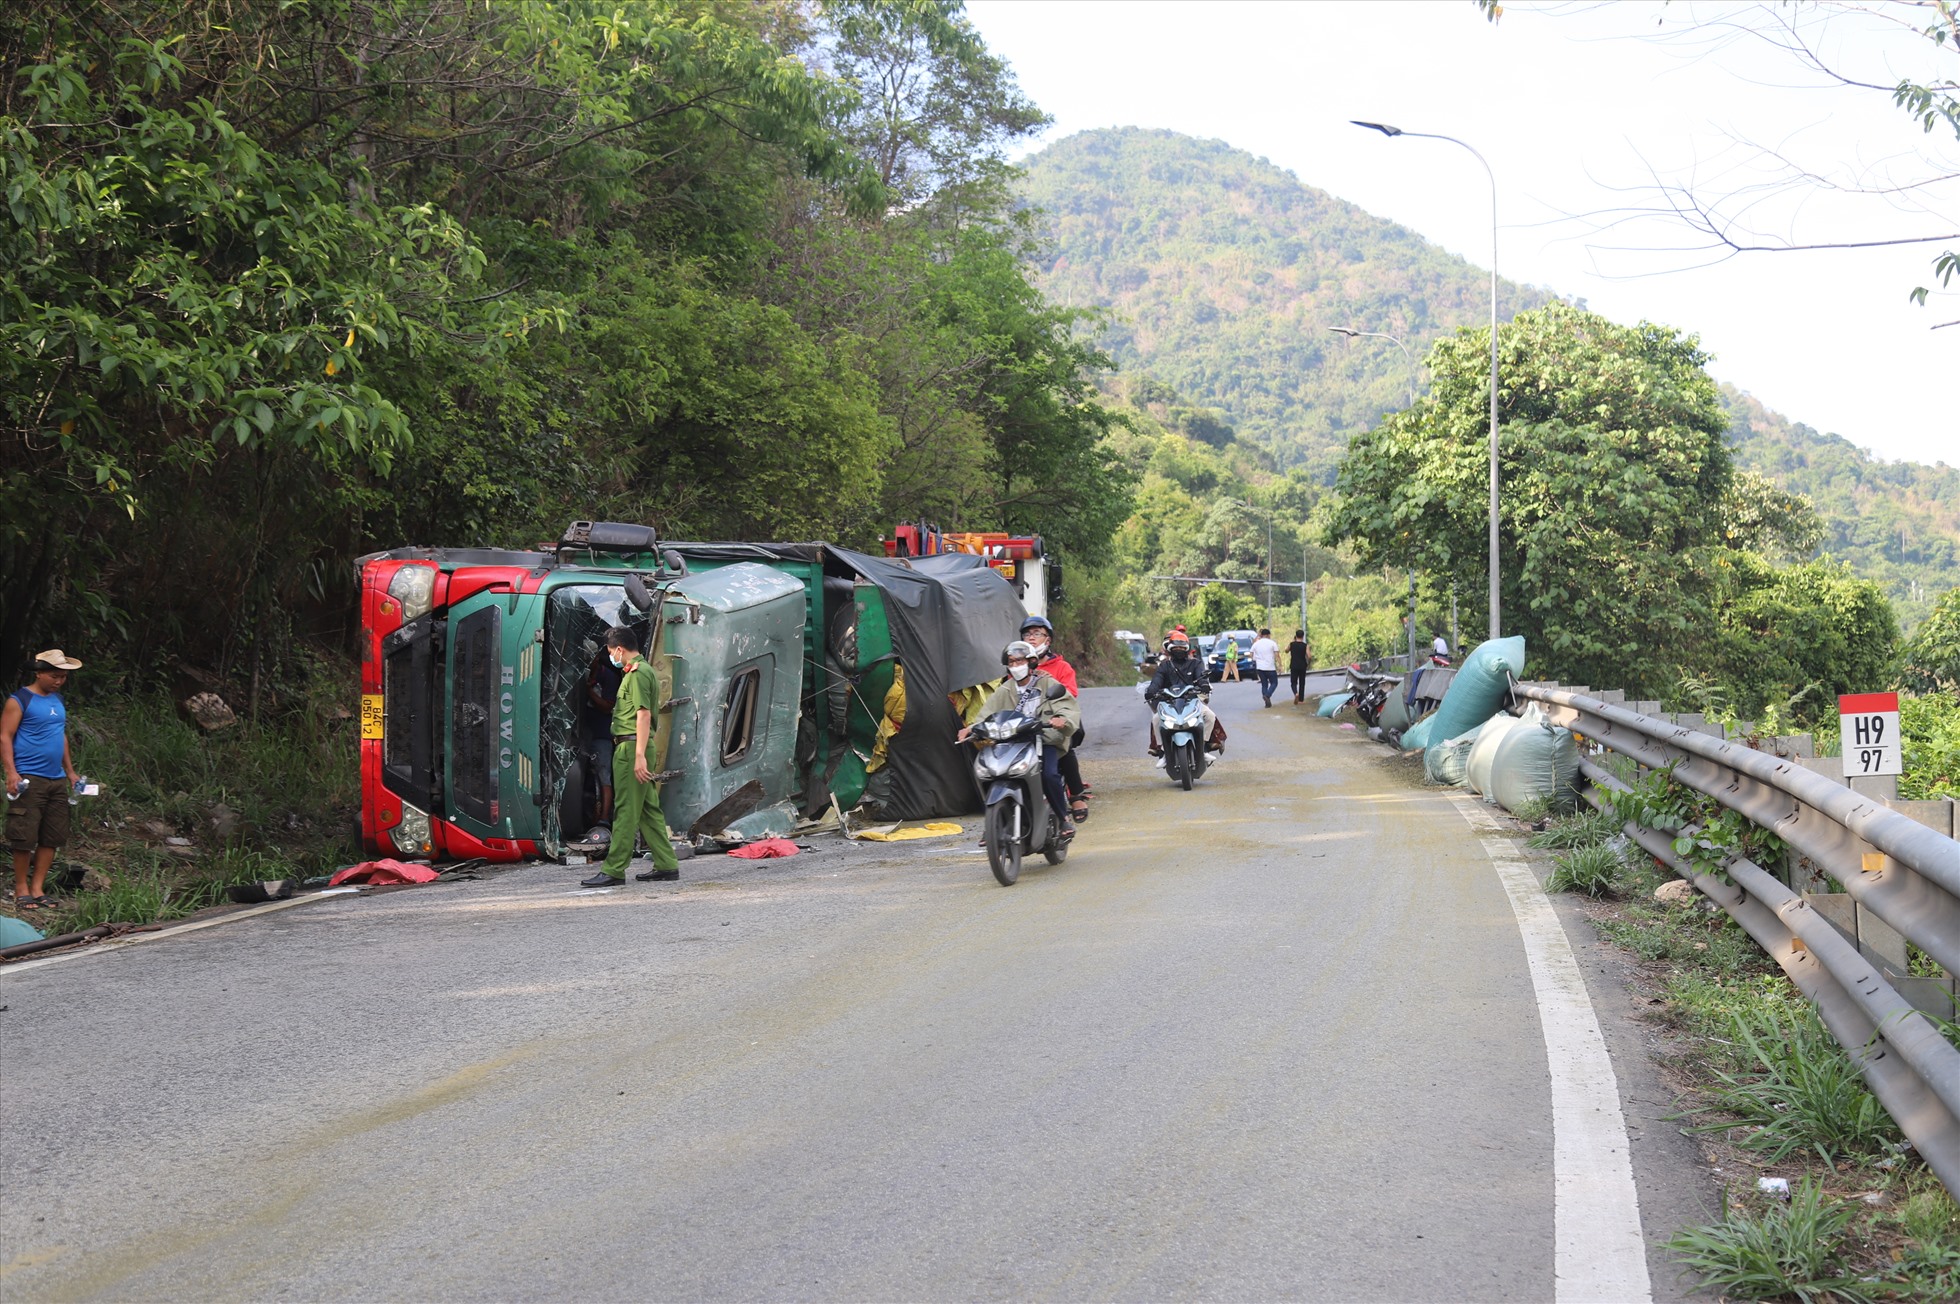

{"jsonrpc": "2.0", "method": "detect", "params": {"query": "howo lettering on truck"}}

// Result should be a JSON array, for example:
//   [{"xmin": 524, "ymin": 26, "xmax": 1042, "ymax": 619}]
[{"xmin": 358, "ymin": 522, "xmax": 1027, "ymax": 862}]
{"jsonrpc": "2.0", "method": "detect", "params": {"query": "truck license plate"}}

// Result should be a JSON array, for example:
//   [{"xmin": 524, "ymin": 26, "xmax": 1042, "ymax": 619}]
[{"xmin": 360, "ymin": 693, "xmax": 384, "ymax": 740}]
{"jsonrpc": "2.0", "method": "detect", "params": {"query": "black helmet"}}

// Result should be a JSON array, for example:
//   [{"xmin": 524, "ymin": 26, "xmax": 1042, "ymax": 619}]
[{"xmin": 1001, "ymin": 639, "xmax": 1037, "ymax": 665}]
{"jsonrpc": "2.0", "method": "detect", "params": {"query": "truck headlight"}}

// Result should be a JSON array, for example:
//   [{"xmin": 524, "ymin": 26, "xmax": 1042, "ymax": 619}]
[
  {"xmin": 393, "ymin": 803, "xmax": 434, "ymax": 857},
  {"xmin": 387, "ymin": 565, "xmax": 437, "ymax": 622}
]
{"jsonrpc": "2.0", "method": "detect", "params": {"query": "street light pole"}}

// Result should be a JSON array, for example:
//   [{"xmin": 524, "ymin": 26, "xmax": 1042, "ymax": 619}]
[
  {"xmin": 1351, "ymin": 120, "xmax": 1501, "ymax": 640},
  {"xmin": 1326, "ymin": 326, "xmax": 1416, "ymax": 408}
]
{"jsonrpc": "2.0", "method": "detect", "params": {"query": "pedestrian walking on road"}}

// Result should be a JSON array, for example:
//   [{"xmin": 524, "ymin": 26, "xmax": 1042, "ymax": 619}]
[
  {"xmin": 582, "ymin": 627, "xmax": 680, "ymax": 888},
  {"xmin": 4, "ymin": 650, "xmax": 83, "ymax": 912},
  {"xmin": 1250, "ymin": 628, "xmax": 1280, "ymax": 708},
  {"xmin": 1287, "ymin": 629, "xmax": 1311, "ymax": 704},
  {"xmin": 1221, "ymin": 636, "xmax": 1241, "ymax": 682}
]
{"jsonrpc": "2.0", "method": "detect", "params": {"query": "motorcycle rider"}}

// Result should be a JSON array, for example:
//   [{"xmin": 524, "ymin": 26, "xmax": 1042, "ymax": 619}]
[
  {"xmin": 1144, "ymin": 633, "xmax": 1220, "ymax": 767},
  {"xmin": 957, "ymin": 640, "xmax": 1080, "ymax": 842},
  {"xmin": 1017, "ymin": 615, "xmax": 1091, "ymax": 824}
]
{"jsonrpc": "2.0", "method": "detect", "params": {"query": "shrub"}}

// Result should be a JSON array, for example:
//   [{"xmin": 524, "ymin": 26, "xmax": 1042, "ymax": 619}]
[
  {"xmin": 1545, "ymin": 843, "xmax": 1620, "ymax": 897},
  {"xmin": 1668, "ymin": 1178, "xmax": 1875, "ymax": 1304},
  {"xmin": 1686, "ymin": 1002, "xmax": 1899, "ymax": 1167}
]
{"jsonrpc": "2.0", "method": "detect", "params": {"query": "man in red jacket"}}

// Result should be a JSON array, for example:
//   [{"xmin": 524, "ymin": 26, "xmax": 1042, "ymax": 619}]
[{"xmin": 1019, "ymin": 616, "xmax": 1090, "ymax": 822}]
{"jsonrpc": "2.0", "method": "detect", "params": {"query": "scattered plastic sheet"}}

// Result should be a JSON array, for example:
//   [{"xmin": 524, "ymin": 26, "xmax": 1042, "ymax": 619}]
[{"xmin": 851, "ymin": 822, "xmax": 963, "ymax": 843}]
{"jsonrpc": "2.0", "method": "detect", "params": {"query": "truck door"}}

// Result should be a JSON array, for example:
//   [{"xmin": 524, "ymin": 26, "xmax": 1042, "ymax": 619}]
[{"xmin": 443, "ymin": 588, "xmax": 546, "ymax": 847}]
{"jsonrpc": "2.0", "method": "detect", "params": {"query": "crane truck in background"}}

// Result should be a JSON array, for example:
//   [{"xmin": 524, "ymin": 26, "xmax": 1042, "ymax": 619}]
[{"xmin": 882, "ymin": 522, "xmax": 1061, "ymax": 621}]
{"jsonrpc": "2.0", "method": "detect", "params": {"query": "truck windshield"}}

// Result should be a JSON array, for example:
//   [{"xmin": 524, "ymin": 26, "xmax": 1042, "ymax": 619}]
[{"xmin": 540, "ymin": 584, "xmax": 641, "ymax": 851}]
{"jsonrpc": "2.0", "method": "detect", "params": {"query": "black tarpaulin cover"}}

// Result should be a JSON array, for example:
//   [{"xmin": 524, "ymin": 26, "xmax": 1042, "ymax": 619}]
[{"xmin": 829, "ymin": 547, "xmax": 1025, "ymax": 819}]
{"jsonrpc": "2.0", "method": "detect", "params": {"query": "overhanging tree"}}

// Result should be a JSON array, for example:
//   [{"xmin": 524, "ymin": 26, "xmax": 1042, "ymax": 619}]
[{"xmin": 1326, "ymin": 303, "xmax": 1742, "ymax": 695}]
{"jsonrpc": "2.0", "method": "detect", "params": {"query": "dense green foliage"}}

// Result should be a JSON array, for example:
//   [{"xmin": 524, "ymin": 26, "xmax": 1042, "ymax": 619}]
[
  {"xmin": 1901, "ymin": 586, "xmax": 1960, "ymax": 695},
  {"xmin": 1721, "ymin": 387, "xmax": 1959, "ymax": 630},
  {"xmin": 1019, "ymin": 127, "xmax": 1553, "ymax": 479},
  {"xmin": 1322, "ymin": 304, "xmax": 1910, "ymax": 707},
  {"xmin": 1022, "ymin": 128, "xmax": 1958, "ymax": 644},
  {"xmin": 0, "ymin": 0, "xmax": 1132, "ymax": 689}
]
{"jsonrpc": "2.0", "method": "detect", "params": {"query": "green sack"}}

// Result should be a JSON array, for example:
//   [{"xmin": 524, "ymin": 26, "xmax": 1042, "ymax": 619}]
[
  {"xmin": 1423, "ymin": 718, "xmax": 1490, "ymax": 786},
  {"xmin": 1315, "ymin": 692, "xmax": 1353, "ymax": 717},
  {"xmin": 1489, "ymin": 706, "xmax": 1580, "ymax": 814},
  {"xmin": 1401, "ymin": 711, "xmax": 1437, "ymax": 752},
  {"xmin": 1415, "ymin": 636, "xmax": 1525, "ymax": 754},
  {"xmin": 1466, "ymin": 712, "xmax": 1527, "ymax": 796},
  {"xmin": 0, "ymin": 914, "xmax": 45, "ymax": 947},
  {"xmin": 1379, "ymin": 680, "xmax": 1412, "ymax": 734}
]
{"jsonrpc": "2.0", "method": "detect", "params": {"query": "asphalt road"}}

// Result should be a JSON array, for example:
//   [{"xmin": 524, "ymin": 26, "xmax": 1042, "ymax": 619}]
[{"xmin": 0, "ymin": 679, "xmax": 1703, "ymax": 1301}]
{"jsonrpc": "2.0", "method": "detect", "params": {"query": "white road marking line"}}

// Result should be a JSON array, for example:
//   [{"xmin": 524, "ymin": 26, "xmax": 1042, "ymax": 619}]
[
  {"xmin": 0, "ymin": 889, "xmax": 361, "ymax": 977},
  {"xmin": 1453, "ymin": 795, "xmax": 1653, "ymax": 1304}
]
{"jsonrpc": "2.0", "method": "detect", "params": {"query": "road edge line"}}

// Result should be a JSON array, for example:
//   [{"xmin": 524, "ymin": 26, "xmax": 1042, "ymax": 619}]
[
  {"xmin": 0, "ymin": 889, "xmax": 361, "ymax": 978},
  {"xmin": 1452, "ymin": 794, "xmax": 1653, "ymax": 1304}
]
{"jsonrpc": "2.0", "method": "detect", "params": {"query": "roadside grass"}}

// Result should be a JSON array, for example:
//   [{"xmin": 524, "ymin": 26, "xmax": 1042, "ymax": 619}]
[
  {"xmin": 4, "ymin": 666, "xmax": 360, "ymax": 937},
  {"xmin": 1680, "ymin": 1001, "xmax": 1901, "ymax": 1169},
  {"xmin": 1588, "ymin": 850, "xmax": 1771, "ymax": 976},
  {"xmin": 1527, "ymin": 806, "xmax": 1619, "ymax": 850},
  {"xmin": 1537, "ymin": 794, "xmax": 1960, "ymax": 1299},
  {"xmin": 1667, "ymin": 1178, "xmax": 1878, "ymax": 1304},
  {"xmin": 1545, "ymin": 842, "xmax": 1621, "ymax": 897}
]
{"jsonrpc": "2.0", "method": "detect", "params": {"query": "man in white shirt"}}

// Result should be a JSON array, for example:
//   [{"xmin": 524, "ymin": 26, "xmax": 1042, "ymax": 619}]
[
  {"xmin": 1433, "ymin": 633, "xmax": 1451, "ymax": 659},
  {"xmin": 1249, "ymin": 628, "xmax": 1280, "ymax": 708}
]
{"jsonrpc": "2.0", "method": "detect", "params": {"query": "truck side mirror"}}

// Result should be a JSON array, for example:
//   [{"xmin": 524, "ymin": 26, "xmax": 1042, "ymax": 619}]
[
  {"xmin": 1046, "ymin": 558, "xmax": 1065, "ymax": 607},
  {"xmin": 624, "ymin": 574, "xmax": 655, "ymax": 613},
  {"xmin": 661, "ymin": 549, "xmax": 689, "ymax": 578}
]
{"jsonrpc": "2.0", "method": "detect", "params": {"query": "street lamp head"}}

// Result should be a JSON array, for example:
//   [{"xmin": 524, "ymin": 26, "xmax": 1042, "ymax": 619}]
[
  {"xmin": 1327, "ymin": 326, "xmax": 1360, "ymax": 337},
  {"xmin": 1351, "ymin": 120, "xmax": 1404, "ymax": 137}
]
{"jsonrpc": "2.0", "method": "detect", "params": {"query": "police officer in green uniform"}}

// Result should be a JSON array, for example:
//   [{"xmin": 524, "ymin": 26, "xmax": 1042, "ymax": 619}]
[{"xmin": 582, "ymin": 626, "xmax": 681, "ymax": 887}]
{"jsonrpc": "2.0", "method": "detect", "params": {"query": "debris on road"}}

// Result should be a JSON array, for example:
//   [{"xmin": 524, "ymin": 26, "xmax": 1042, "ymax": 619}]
[{"xmin": 329, "ymin": 859, "xmax": 441, "ymax": 887}]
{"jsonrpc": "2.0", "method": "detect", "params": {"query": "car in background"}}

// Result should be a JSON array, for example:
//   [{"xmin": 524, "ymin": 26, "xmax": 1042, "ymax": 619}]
[
  {"xmin": 1115, "ymin": 629, "xmax": 1152, "ymax": 670},
  {"xmin": 1208, "ymin": 629, "xmax": 1256, "ymax": 681}
]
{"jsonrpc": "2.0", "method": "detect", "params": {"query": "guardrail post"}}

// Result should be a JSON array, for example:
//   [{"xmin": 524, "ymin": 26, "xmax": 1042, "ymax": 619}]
[{"xmin": 1851, "ymin": 774, "xmax": 1901, "ymax": 802}]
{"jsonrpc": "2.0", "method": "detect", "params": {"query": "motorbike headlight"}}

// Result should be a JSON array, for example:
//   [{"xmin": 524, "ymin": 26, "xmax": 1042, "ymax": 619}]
[
  {"xmin": 1003, "ymin": 755, "xmax": 1038, "ymax": 778},
  {"xmin": 392, "ymin": 802, "xmax": 434, "ymax": 857},
  {"xmin": 387, "ymin": 564, "xmax": 437, "ymax": 622}
]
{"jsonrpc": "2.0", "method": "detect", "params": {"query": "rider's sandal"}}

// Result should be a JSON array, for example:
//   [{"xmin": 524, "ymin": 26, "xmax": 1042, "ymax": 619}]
[{"xmin": 1070, "ymin": 801, "xmax": 1090, "ymax": 823}]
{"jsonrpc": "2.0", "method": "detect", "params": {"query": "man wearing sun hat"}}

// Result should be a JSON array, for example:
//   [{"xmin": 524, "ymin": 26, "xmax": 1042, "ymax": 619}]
[{"xmin": 3, "ymin": 649, "xmax": 83, "ymax": 912}]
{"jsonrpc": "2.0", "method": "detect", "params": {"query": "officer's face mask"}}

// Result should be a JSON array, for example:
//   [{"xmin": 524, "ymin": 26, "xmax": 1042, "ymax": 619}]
[
  {"xmin": 609, "ymin": 651, "xmax": 625, "ymax": 669},
  {"xmin": 1007, "ymin": 661, "xmax": 1031, "ymax": 682}
]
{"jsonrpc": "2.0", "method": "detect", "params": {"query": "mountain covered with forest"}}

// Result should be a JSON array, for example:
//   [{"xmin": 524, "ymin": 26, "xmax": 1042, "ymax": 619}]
[{"xmin": 1018, "ymin": 127, "xmax": 1958, "ymax": 620}]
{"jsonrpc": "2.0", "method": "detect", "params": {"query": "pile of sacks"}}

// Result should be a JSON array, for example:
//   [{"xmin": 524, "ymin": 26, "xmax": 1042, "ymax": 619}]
[{"xmin": 1368, "ymin": 634, "xmax": 1580, "ymax": 815}]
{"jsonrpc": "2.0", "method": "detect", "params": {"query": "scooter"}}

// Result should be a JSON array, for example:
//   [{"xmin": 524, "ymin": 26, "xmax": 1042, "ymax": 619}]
[
  {"xmin": 1154, "ymin": 683, "xmax": 1212, "ymax": 790},
  {"xmin": 964, "ymin": 708, "xmax": 1068, "ymax": 887}
]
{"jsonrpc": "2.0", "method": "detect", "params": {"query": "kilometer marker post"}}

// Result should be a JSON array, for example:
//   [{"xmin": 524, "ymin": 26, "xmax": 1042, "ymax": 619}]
[{"xmin": 1838, "ymin": 691, "xmax": 1903, "ymax": 778}]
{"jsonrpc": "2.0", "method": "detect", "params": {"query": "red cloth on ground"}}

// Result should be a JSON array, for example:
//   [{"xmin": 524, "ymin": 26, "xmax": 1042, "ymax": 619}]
[
  {"xmin": 725, "ymin": 838, "xmax": 800, "ymax": 859},
  {"xmin": 329, "ymin": 858, "xmax": 441, "ymax": 886}
]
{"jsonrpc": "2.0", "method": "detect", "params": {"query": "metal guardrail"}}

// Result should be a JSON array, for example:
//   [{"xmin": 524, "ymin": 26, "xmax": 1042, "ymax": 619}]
[{"xmin": 1510, "ymin": 683, "xmax": 1960, "ymax": 1196}]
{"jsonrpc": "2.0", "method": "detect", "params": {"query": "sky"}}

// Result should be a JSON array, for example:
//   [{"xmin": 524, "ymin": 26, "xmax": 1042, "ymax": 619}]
[{"xmin": 965, "ymin": 0, "xmax": 1957, "ymax": 466}]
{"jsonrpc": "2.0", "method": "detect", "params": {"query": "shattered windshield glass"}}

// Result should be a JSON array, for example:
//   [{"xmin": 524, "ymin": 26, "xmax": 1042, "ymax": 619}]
[{"xmin": 539, "ymin": 583, "xmax": 639, "ymax": 855}]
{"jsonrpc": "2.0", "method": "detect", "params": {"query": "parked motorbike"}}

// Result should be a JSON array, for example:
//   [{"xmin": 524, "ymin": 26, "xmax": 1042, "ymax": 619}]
[
  {"xmin": 1346, "ymin": 671, "xmax": 1396, "ymax": 729},
  {"xmin": 1153, "ymin": 683, "xmax": 1212, "ymax": 790},
  {"xmin": 964, "ymin": 708, "xmax": 1068, "ymax": 887}
]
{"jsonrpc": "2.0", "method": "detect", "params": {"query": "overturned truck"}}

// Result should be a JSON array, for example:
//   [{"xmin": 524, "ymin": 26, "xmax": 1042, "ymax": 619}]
[{"xmin": 357, "ymin": 522, "xmax": 1026, "ymax": 862}]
